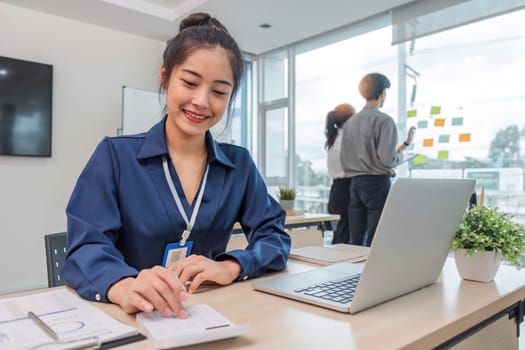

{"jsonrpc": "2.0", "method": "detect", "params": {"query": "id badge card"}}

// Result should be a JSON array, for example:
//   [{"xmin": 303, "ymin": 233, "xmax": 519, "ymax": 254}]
[{"xmin": 162, "ymin": 241, "xmax": 193, "ymax": 268}]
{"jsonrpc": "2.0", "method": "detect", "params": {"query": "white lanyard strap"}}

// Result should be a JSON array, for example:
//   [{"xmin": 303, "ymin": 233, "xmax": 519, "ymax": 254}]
[{"xmin": 162, "ymin": 155, "xmax": 209, "ymax": 245}]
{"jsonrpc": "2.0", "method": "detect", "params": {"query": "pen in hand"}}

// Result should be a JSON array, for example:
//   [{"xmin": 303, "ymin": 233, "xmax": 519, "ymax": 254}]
[
  {"xmin": 170, "ymin": 271, "xmax": 189, "ymax": 319},
  {"xmin": 28, "ymin": 311, "xmax": 59, "ymax": 341}
]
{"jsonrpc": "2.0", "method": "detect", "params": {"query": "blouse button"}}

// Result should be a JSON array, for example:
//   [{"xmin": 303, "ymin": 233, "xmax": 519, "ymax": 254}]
[
  {"xmin": 242, "ymin": 275, "xmax": 248, "ymax": 281},
  {"xmin": 95, "ymin": 293, "xmax": 101, "ymax": 301}
]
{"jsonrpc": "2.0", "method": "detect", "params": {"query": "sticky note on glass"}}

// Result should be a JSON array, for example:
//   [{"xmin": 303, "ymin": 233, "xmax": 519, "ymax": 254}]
[
  {"xmin": 413, "ymin": 154, "xmax": 426, "ymax": 165},
  {"xmin": 438, "ymin": 135, "xmax": 450, "ymax": 143},
  {"xmin": 459, "ymin": 133, "xmax": 471, "ymax": 142},
  {"xmin": 430, "ymin": 106, "xmax": 441, "ymax": 115},
  {"xmin": 438, "ymin": 150, "xmax": 449, "ymax": 160},
  {"xmin": 423, "ymin": 139, "xmax": 434, "ymax": 147},
  {"xmin": 451, "ymin": 117, "xmax": 463, "ymax": 126},
  {"xmin": 417, "ymin": 120, "xmax": 428, "ymax": 128},
  {"xmin": 407, "ymin": 109, "xmax": 417, "ymax": 118},
  {"xmin": 434, "ymin": 118, "xmax": 445, "ymax": 127}
]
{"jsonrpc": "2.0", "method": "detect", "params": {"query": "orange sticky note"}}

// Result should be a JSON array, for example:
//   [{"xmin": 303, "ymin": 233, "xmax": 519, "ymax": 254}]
[
  {"xmin": 459, "ymin": 133, "xmax": 471, "ymax": 142},
  {"xmin": 423, "ymin": 138, "xmax": 434, "ymax": 147},
  {"xmin": 434, "ymin": 118, "xmax": 445, "ymax": 127}
]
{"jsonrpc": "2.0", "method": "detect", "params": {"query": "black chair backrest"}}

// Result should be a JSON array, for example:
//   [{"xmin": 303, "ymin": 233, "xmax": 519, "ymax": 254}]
[{"xmin": 44, "ymin": 232, "xmax": 67, "ymax": 287}]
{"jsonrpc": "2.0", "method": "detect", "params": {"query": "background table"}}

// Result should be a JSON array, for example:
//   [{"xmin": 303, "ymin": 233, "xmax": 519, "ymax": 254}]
[{"xmin": 232, "ymin": 213, "xmax": 340, "ymax": 234}]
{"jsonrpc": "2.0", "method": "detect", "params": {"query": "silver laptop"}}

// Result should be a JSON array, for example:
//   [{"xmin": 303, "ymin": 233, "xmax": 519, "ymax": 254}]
[{"xmin": 253, "ymin": 178, "xmax": 475, "ymax": 313}]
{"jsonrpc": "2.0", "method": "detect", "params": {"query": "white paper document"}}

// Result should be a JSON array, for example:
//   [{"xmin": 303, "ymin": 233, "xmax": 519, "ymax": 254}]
[
  {"xmin": 0, "ymin": 289, "xmax": 139, "ymax": 350},
  {"xmin": 137, "ymin": 304, "xmax": 250, "ymax": 349}
]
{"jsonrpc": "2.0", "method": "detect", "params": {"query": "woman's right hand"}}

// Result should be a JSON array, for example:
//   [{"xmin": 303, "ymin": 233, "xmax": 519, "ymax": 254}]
[{"xmin": 107, "ymin": 265, "xmax": 189, "ymax": 318}]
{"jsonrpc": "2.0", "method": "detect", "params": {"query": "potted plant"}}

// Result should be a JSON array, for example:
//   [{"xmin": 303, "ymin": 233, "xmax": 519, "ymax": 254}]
[
  {"xmin": 451, "ymin": 205, "xmax": 525, "ymax": 282},
  {"xmin": 277, "ymin": 186, "xmax": 297, "ymax": 212}
]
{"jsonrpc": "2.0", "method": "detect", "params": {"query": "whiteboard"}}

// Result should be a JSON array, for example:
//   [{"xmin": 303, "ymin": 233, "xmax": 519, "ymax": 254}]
[{"xmin": 121, "ymin": 86, "xmax": 164, "ymax": 135}]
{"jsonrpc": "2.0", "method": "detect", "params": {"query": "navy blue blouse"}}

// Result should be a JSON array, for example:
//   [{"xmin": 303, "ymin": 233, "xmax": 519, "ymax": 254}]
[{"xmin": 63, "ymin": 118, "xmax": 290, "ymax": 302}]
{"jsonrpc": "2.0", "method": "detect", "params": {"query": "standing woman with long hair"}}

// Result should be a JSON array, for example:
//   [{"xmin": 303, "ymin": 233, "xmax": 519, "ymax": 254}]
[{"xmin": 325, "ymin": 103, "xmax": 355, "ymax": 244}]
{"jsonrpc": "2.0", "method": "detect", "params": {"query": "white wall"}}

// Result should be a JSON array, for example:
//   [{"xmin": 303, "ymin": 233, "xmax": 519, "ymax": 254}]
[{"xmin": 0, "ymin": 3, "xmax": 164, "ymax": 293}]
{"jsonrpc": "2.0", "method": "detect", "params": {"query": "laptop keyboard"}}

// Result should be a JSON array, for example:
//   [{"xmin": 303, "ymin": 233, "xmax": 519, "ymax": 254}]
[{"xmin": 294, "ymin": 273, "xmax": 361, "ymax": 304}]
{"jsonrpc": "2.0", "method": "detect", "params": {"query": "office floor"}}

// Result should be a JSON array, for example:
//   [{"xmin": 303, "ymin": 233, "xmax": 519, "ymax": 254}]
[{"xmin": 323, "ymin": 231, "xmax": 525, "ymax": 348}]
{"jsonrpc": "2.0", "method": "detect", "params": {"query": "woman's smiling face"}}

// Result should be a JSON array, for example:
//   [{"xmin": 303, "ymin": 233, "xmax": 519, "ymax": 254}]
[{"xmin": 162, "ymin": 46, "xmax": 234, "ymax": 138}]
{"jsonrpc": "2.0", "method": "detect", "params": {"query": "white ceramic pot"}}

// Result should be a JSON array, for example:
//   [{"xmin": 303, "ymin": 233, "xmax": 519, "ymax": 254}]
[
  {"xmin": 454, "ymin": 249, "xmax": 502, "ymax": 282},
  {"xmin": 279, "ymin": 199, "xmax": 294, "ymax": 211}
]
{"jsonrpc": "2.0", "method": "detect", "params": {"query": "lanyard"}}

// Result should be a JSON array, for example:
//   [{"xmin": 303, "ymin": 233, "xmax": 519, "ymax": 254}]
[{"xmin": 162, "ymin": 155, "xmax": 209, "ymax": 245}]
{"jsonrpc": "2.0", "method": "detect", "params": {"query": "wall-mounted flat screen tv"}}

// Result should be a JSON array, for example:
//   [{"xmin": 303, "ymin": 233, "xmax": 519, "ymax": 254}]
[{"xmin": 0, "ymin": 56, "xmax": 53, "ymax": 157}]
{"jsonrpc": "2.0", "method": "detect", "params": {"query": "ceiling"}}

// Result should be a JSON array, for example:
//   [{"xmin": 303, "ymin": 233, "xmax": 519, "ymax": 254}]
[{"xmin": 2, "ymin": 0, "xmax": 414, "ymax": 55}]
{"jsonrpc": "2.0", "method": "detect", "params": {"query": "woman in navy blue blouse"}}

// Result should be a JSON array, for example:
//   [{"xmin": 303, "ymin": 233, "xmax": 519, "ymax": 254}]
[{"xmin": 63, "ymin": 13, "xmax": 290, "ymax": 318}]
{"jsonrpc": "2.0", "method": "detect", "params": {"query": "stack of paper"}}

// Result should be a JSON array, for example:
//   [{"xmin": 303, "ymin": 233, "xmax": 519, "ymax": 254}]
[{"xmin": 0, "ymin": 289, "xmax": 142, "ymax": 350}]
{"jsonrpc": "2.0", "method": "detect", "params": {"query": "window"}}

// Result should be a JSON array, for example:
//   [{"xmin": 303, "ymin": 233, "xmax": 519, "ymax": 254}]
[
  {"xmin": 262, "ymin": 51, "xmax": 288, "ymax": 102},
  {"xmin": 258, "ymin": 50, "xmax": 292, "ymax": 195},
  {"xmin": 213, "ymin": 60, "xmax": 252, "ymax": 148},
  {"xmin": 263, "ymin": 106, "xmax": 289, "ymax": 186},
  {"xmin": 295, "ymin": 26, "xmax": 398, "ymax": 212},
  {"xmin": 406, "ymin": 8, "xmax": 525, "ymax": 219},
  {"xmin": 255, "ymin": 7, "xmax": 525, "ymax": 222}
]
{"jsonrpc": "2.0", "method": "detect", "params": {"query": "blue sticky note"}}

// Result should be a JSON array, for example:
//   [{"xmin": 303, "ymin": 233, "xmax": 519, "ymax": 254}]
[
  {"xmin": 417, "ymin": 120, "xmax": 428, "ymax": 129},
  {"xmin": 438, "ymin": 135, "xmax": 450, "ymax": 143},
  {"xmin": 452, "ymin": 117, "xmax": 463, "ymax": 126}
]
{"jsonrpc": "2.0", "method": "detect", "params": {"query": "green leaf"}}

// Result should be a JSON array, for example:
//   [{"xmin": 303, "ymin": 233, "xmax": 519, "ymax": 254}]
[{"xmin": 451, "ymin": 205, "xmax": 525, "ymax": 268}]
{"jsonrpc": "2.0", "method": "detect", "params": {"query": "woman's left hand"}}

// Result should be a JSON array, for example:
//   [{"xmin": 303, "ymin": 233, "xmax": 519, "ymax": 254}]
[
  {"xmin": 169, "ymin": 255, "xmax": 241, "ymax": 293},
  {"xmin": 405, "ymin": 126, "xmax": 416, "ymax": 144}
]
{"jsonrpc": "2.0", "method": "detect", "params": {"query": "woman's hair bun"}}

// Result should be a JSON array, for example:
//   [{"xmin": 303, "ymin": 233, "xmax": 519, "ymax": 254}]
[{"xmin": 179, "ymin": 12, "xmax": 228, "ymax": 33}]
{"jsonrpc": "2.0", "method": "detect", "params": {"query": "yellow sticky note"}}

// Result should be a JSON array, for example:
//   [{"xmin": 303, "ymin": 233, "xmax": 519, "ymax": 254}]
[
  {"xmin": 423, "ymin": 139, "xmax": 434, "ymax": 147},
  {"xmin": 413, "ymin": 154, "xmax": 426, "ymax": 165},
  {"xmin": 459, "ymin": 133, "xmax": 471, "ymax": 142},
  {"xmin": 434, "ymin": 118, "xmax": 445, "ymax": 127},
  {"xmin": 438, "ymin": 150, "xmax": 449, "ymax": 160},
  {"xmin": 407, "ymin": 109, "xmax": 417, "ymax": 118}
]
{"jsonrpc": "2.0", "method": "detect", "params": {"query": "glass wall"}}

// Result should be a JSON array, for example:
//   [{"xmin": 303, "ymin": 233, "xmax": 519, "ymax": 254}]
[
  {"xmin": 258, "ymin": 50, "xmax": 291, "ymax": 195},
  {"xmin": 294, "ymin": 26, "xmax": 398, "ymax": 212},
  {"xmin": 262, "ymin": 50, "xmax": 288, "ymax": 102},
  {"xmin": 253, "ymin": 7, "xmax": 525, "ymax": 221},
  {"xmin": 290, "ymin": 8, "xmax": 525, "ymax": 220},
  {"xmin": 405, "ymin": 8, "xmax": 525, "ymax": 222},
  {"xmin": 264, "ymin": 106, "xmax": 289, "ymax": 186},
  {"xmin": 229, "ymin": 61, "xmax": 252, "ymax": 147},
  {"xmin": 214, "ymin": 60, "xmax": 252, "ymax": 147}
]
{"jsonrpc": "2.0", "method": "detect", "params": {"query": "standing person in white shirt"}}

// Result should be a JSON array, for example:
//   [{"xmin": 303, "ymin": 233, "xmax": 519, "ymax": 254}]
[{"xmin": 325, "ymin": 103, "xmax": 355, "ymax": 244}]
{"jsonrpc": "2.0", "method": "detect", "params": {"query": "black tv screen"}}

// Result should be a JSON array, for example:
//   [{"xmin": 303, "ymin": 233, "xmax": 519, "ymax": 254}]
[{"xmin": 0, "ymin": 56, "xmax": 53, "ymax": 157}]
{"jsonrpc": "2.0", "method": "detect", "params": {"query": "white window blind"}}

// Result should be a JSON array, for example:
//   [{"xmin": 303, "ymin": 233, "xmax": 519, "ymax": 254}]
[{"xmin": 392, "ymin": 0, "xmax": 525, "ymax": 45}]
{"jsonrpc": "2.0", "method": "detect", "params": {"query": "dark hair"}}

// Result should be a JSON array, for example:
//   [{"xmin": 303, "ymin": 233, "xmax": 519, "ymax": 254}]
[
  {"xmin": 358, "ymin": 73, "xmax": 390, "ymax": 100},
  {"xmin": 160, "ymin": 12, "xmax": 244, "ymax": 119},
  {"xmin": 324, "ymin": 103, "xmax": 354, "ymax": 149}
]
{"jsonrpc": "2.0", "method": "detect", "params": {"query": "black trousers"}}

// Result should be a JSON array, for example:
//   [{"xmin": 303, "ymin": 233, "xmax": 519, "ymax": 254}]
[
  {"xmin": 328, "ymin": 178, "xmax": 352, "ymax": 244},
  {"xmin": 349, "ymin": 175, "xmax": 391, "ymax": 246}
]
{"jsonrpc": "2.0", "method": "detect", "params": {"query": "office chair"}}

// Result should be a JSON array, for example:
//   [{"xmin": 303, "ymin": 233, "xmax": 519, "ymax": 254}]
[{"xmin": 44, "ymin": 232, "xmax": 67, "ymax": 287}]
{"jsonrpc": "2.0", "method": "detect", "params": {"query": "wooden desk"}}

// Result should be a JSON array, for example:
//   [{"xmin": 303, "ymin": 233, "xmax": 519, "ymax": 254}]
[
  {"xmin": 4, "ymin": 259, "xmax": 525, "ymax": 349},
  {"xmin": 232, "ymin": 213, "xmax": 340, "ymax": 234}
]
